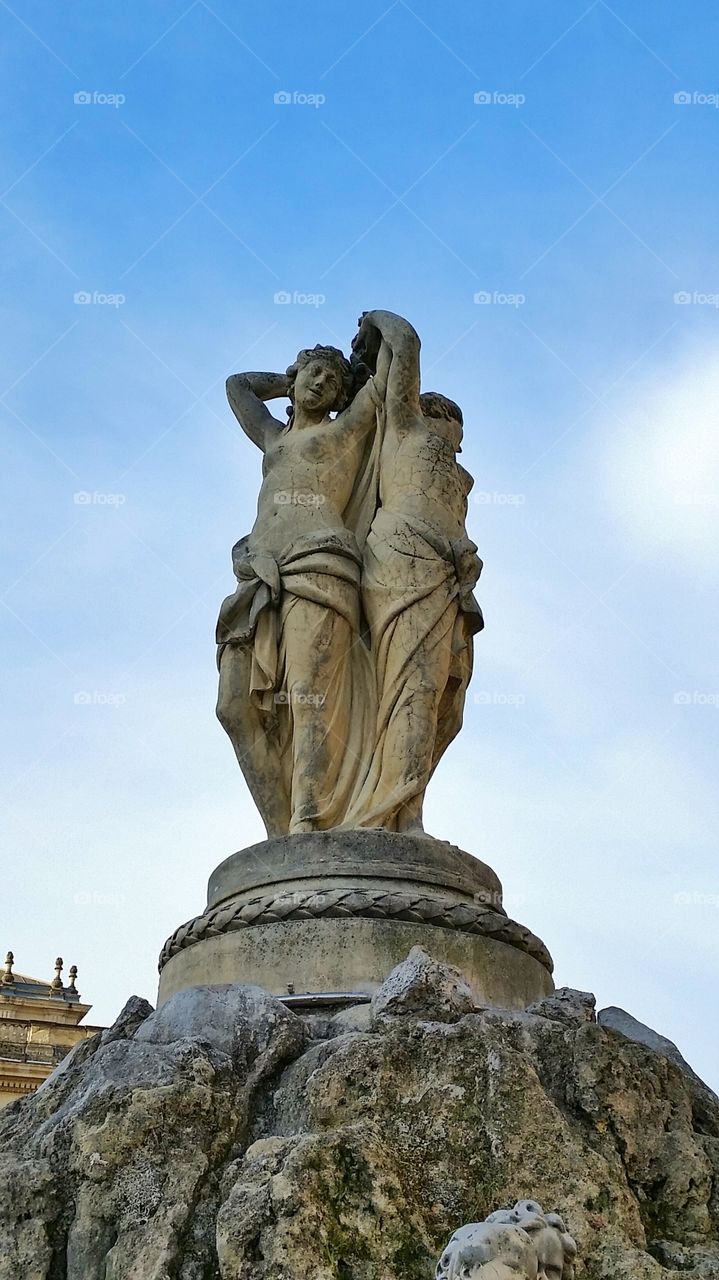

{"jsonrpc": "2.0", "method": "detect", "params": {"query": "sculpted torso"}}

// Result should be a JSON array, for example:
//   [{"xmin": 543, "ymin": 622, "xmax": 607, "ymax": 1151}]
[
  {"xmin": 250, "ymin": 421, "xmax": 367, "ymax": 556},
  {"xmin": 227, "ymin": 354, "xmax": 381, "ymax": 559},
  {"xmin": 378, "ymin": 419, "xmax": 471, "ymax": 540},
  {"xmin": 353, "ymin": 309, "xmax": 472, "ymax": 541}
]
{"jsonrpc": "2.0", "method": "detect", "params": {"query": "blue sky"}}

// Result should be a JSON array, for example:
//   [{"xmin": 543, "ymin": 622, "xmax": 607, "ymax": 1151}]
[{"xmin": 1, "ymin": 2, "xmax": 718, "ymax": 1087}]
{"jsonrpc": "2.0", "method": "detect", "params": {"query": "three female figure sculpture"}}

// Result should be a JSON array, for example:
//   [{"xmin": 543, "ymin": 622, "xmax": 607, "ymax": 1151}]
[{"xmin": 216, "ymin": 310, "xmax": 483, "ymax": 837}]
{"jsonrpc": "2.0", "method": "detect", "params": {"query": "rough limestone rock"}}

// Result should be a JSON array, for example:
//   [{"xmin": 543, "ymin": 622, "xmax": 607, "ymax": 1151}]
[
  {"xmin": 1, "ymin": 966, "xmax": 718, "ymax": 1280},
  {"xmin": 528, "ymin": 986, "xmax": 596, "ymax": 1026},
  {"xmin": 597, "ymin": 1006, "xmax": 707, "ymax": 1089},
  {"xmin": 370, "ymin": 944, "xmax": 477, "ymax": 1024},
  {"xmin": 134, "ymin": 984, "xmax": 302, "ymax": 1072}
]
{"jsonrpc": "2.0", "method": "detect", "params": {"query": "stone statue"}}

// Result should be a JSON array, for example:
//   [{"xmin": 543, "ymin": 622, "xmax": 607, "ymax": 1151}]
[
  {"xmin": 216, "ymin": 345, "xmax": 387, "ymax": 835},
  {"xmin": 436, "ymin": 1220, "xmax": 540, "ymax": 1278},
  {"xmin": 486, "ymin": 1201, "xmax": 577, "ymax": 1280},
  {"xmin": 344, "ymin": 310, "xmax": 483, "ymax": 832},
  {"xmin": 437, "ymin": 1200, "xmax": 577, "ymax": 1280},
  {"xmin": 216, "ymin": 311, "xmax": 482, "ymax": 835},
  {"xmin": 161, "ymin": 313, "xmax": 554, "ymax": 1009}
]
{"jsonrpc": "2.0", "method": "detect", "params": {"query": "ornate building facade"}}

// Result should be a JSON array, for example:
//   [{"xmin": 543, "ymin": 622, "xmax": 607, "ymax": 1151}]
[{"xmin": 0, "ymin": 952, "xmax": 102, "ymax": 1107}]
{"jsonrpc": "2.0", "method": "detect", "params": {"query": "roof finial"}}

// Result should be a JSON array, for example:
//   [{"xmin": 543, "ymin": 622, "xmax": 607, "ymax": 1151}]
[
  {"xmin": 1, "ymin": 951, "xmax": 14, "ymax": 985},
  {"xmin": 67, "ymin": 964, "xmax": 78, "ymax": 996},
  {"xmin": 50, "ymin": 956, "xmax": 64, "ymax": 992}
]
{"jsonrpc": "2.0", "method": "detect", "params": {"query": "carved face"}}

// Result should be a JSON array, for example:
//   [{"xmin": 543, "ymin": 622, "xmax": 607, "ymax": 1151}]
[
  {"xmin": 437, "ymin": 1223, "xmax": 538, "ymax": 1280},
  {"xmin": 293, "ymin": 359, "xmax": 342, "ymax": 416}
]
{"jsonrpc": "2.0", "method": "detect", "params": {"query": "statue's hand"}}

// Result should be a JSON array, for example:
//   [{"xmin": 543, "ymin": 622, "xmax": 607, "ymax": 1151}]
[{"xmin": 352, "ymin": 313, "xmax": 381, "ymax": 371}]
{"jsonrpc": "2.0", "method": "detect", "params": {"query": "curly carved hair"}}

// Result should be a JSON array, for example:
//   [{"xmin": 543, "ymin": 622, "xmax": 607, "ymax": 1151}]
[
  {"xmin": 285, "ymin": 345, "xmax": 354, "ymax": 415},
  {"xmin": 420, "ymin": 390, "xmax": 464, "ymax": 451},
  {"xmin": 487, "ymin": 1201, "xmax": 577, "ymax": 1280},
  {"xmin": 419, "ymin": 390, "xmax": 464, "ymax": 427}
]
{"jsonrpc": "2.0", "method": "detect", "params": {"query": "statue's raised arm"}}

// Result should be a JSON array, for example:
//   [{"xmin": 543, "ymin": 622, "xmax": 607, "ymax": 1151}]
[
  {"xmin": 225, "ymin": 371, "xmax": 289, "ymax": 451},
  {"xmin": 353, "ymin": 309, "xmax": 421, "ymax": 423}
]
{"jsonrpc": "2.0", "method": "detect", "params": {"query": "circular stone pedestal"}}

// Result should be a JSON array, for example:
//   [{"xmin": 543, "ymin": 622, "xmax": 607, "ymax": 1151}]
[{"xmin": 158, "ymin": 831, "xmax": 553, "ymax": 1009}]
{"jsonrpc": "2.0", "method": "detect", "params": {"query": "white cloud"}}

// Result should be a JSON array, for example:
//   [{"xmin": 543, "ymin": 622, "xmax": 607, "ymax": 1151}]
[{"xmin": 602, "ymin": 346, "xmax": 719, "ymax": 578}]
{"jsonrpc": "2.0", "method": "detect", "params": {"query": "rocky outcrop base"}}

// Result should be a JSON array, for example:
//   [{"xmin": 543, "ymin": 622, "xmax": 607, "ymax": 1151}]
[{"xmin": 0, "ymin": 954, "xmax": 717, "ymax": 1279}]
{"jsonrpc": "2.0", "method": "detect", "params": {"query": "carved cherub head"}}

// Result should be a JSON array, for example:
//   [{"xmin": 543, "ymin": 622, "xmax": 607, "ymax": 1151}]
[
  {"xmin": 486, "ymin": 1202, "xmax": 577, "ymax": 1280},
  {"xmin": 420, "ymin": 391, "xmax": 464, "ymax": 452},
  {"xmin": 286, "ymin": 345, "xmax": 353, "ymax": 418},
  {"xmin": 436, "ymin": 1221, "xmax": 539, "ymax": 1280}
]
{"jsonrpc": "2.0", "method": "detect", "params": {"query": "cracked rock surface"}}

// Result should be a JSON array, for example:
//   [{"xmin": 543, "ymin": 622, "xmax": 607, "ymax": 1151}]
[{"xmin": 0, "ymin": 971, "xmax": 717, "ymax": 1279}]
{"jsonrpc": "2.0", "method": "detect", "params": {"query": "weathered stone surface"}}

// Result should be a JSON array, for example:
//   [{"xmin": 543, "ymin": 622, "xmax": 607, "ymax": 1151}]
[
  {"xmin": 216, "ymin": 311, "xmax": 482, "ymax": 838},
  {"xmin": 0, "ymin": 970, "xmax": 717, "ymax": 1280},
  {"xmin": 370, "ymin": 944, "xmax": 477, "ymax": 1023},
  {"xmin": 437, "ymin": 1199, "xmax": 577, "ymax": 1278},
  {"xmin": 158, "ymin": 830, "xmax": 553, "ymax": 1013},
  {"xmin": 135, "ymin": 983, "xmax": 304, "ymax": 1077},
  {"xmin": 528, "ymin": 986, "xmax": 596, "ymax": 1027},
  {"xmin": 100, "ymin": 994, "xmax": 155, "ymax": 1045},
  {"xmin": 437, "ymin": 1219, "xmax": 540, "ymax": 1279},
  {"xmin": 330, "ymin": 1003, "xmax": 372, "ymax": 1034},
  {"xmin": 207, "ymin": 830, "xmax": 502, "ymax": 908},
  {"xmin": 597, "ymin": 1006, "xmax": 711, "ymax": 1093},
  {"xmin": 0, "ymin": 987, "xmax": 305, "ymax": 1280},
  {"xmin": 159, "ymin": 912, "xmax": 553, "ymax": 1011}
]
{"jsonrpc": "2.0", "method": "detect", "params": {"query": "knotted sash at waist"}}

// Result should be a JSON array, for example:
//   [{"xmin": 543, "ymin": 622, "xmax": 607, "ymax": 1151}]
[
  {"xmin": 216, "ymin": 528, "xmax": 364, "ymax": 703},
  {"xmin": 370, "ymin": 507, "xmax": 484, "ymax": 636}
]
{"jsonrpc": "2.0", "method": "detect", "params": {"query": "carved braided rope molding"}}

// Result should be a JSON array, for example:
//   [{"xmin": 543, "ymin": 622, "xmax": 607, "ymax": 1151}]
[{"xmin": 158, "ymin": 888, "xmax": 553, "ymax": 974}]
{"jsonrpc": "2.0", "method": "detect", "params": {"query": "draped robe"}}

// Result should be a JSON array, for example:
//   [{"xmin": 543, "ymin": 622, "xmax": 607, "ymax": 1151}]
[{"xmin": 343, "ymin": 506, "xmax": 483, "ymax": 829}]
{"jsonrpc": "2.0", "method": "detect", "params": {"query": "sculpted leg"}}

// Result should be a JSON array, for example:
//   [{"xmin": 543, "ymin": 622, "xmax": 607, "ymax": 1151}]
[
  {"xmin": 349, "ymin": 588, "xmax": 455, "ymax": 829},
  {"xmin": 377, "ymin": 673, "xmax": 447, "ymax": 830},
  {"xmin": 216, "ymin": 644, "xmax": 291, "ymax": 836},
  {"xmin": 433, "ymin": 619, "xmax": 474, "ymax": 772}
]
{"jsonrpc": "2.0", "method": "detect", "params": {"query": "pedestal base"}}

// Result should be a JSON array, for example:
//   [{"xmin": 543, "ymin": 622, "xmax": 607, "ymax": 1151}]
[{"xmin": 158, "ymin": 830, "xmax": 553, "ymax": 1009}]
